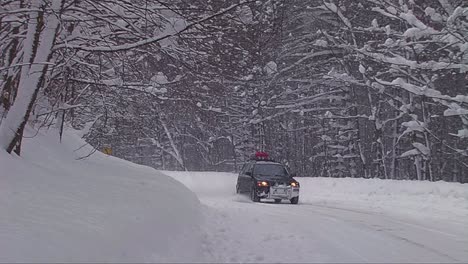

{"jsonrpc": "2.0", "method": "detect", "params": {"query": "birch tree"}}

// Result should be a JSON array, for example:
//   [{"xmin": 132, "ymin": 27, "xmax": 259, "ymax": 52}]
[{"xmin": 0, "ymin": 0, "xmax": 254, "ymax": 155}]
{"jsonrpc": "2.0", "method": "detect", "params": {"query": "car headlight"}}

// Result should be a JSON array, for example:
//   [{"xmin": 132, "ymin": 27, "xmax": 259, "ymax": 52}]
[
  {"xmin": 257, "ymin": 181, "xmax": 269, "ymax": 187},
  {"xmin": 290, "ymin": 181, "xmax": 299, "ymax": 187}
]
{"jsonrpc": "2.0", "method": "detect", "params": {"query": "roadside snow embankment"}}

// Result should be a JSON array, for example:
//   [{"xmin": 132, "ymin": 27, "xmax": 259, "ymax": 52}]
[
  {"xmin": 0, "ymin": 128, "xmax": 204, "ymax": 263},
  {"xmin": 299, "ymin": 177, "xmax": 468, "ymax": 220},
  {"xmin": 162, "ymin": 171, "xmax": 236, "ymax": 198}
]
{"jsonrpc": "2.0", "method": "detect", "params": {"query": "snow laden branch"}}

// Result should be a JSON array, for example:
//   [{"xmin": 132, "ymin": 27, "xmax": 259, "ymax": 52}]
[
  {"xmin": 309, "ymin": 0, "xmax": 468, "ymax": 180},
  {"xmin": 0, "ymin": 0, "xmax": 257, "ymax": 156},
  {"xmin": 59, "ymin": 1, "xmax": 256, "ymax": 53},
  {"xmin": 359, "ymin": 50, "xmax": 468, "ymax": 72}
]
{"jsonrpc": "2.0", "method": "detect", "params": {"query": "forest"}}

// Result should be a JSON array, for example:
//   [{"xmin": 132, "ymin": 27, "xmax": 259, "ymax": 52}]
[{"xmin": 1, "ymin": 0, "xmax": 467, "ymax": 182}]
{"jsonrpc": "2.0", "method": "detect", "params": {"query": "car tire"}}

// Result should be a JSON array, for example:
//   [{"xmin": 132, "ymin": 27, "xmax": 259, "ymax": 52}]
[
  {"xmin": 250, "ymin": 186, "xmax": 260, "ymax": 202},
  {"xmin": 274, "ymin": 199, "xmax": 281, "ymax": 204},
  {"xmin": 290, "ymin": 196, "xmax": 299, "ymax": 204}
]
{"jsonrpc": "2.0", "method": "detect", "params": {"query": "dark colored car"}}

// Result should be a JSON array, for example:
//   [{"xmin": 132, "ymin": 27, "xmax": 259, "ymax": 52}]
[{"xmin": 236, "ymin": 159, "xmax": 300, "ymax": 204}]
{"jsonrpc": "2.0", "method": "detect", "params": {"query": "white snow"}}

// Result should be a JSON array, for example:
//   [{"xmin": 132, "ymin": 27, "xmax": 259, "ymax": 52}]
[
  {"xmin": 400, "ymin": 148, "xmax": 421, "ymax": 158},
  {"xmin": 264, "ymin": 61, "xmax": 277, "ymax": 75},
  {"xmin": 386, "ymin": 6, "xmax": 397, "ymax": 15},
  {"xmin": 372, "ymin": 7, "xmax": 399, "ymax": 19},
  {"xmin": 385, "ymin": 25, "xmax": 392, "ymax": 35},
  {"xmin": 444, "ymin": 107, "xmax": 468, "ymax": 116},
  {"xmin": 413, "ymin": 142, "xmax": 430, "ymax": 155},
  {"xmin": 447, "ymin": 6, "xmax": 468, "ymax": 25},
  {"xmin": 403, "ymin": 27, "xmax": 438, "ymax": 40},
  {"xmin": 323, "ymin": 2, "xmax": 338, "ymax": 13},
  {"xmin": 0, "ymin": 128, "xmax": 205, "ymax": 262},
  {"xmin": 150, "ymin": 72, "xmax": 169, "ymax": 85},
  {"xmin": 237, "ymin": 5, "xmax": 254, "ymax": 24},
  {"xmin": 425, "ymin": 7, "xmax": 443, "ymax": 22},
  {"xmin": 401, "ymin": 120, "xmax": 426, "ymax": 135},
  {"xmin": 315, "ymin": 39, "xmax": 328, "ymax": 47},
  {"xmin": 3, "ymin": 129, "xmax": 468, "ymax": 263},
  {"xmin": 164, "ymin": 171, "xmax": 468, "ymax": 263},
  {"xmin": 363, "ymin": 52, "xmax": 468, "ymax": 72},
  {"xmin": 453, "ymin": 128, "xmax": 468, "ymax": 138},
  {"xmin": 359, "ymin": 64, "xmax": 366, "ymax": 74}
]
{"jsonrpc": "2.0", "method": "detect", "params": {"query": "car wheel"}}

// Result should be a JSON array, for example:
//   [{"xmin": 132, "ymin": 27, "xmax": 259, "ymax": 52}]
[
  {"xmin": 274, "ymin": 199, "xmax": 281, "ymax": 204},
  {"xmin": 290, "ymin": 196, "xmax": 299, "ymax": 204},
  {"xmin": 250, "ymin": 186, "xmax": 260, "ymax": 202}
]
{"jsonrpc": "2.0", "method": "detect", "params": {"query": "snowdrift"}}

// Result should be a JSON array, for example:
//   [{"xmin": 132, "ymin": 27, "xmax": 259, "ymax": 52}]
[
  {"xmin": 0, "ymin": 128, "xmax": 204, "ymax": 262},
  {"xmin": 299, "ymin": 177, "xmax": 468, "ymax": 220},
  {"xmin": 162, "ymin": 171, "xmax": 236, "ymax": 198}
]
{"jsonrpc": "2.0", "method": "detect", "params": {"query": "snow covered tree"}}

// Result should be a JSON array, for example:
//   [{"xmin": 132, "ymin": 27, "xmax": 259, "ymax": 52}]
[
  {"xmin": 319, "ymin": 0, "xmax": 468, "ymax": 181},
  {"xmin": 0, "ymin": 0, "xmax": 253, "ymax": 156},
  {"xmin": 3, "ymin": 0, "xmax": 466, "ymax": 183},
  {"xmin": 0, "ymin": 0, "xmax": 64, "ymax": 154}
]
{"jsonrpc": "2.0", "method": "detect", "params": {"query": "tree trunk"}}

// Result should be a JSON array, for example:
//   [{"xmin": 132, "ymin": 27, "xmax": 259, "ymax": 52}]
[{"xmin": 0, "ymin": 0, "xmax": 63, "ymax": 154}]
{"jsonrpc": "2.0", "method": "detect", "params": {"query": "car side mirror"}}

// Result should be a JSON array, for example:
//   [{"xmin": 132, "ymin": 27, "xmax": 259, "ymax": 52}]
[{"xmin": 245, "ymin": 171, "xmax": 252, "ymax": 176}]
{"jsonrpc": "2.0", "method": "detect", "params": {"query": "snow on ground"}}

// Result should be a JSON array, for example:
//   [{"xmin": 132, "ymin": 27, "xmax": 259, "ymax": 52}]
[
  {"xmin": 299, "ymin": 177, "xmax": 468, "ymax": 221},
  {"xmin": 164, "ymin": 171, "xmax": 468, "ymax": 263},
  {"xmin": 166, "ymin": 171, "xmax": 468, "ymax": 221},
  {"xmin": 0, "ymin": 128, "xmax": 205, "ymax": 263},
  {"xmin": 2, "ymin": 127, "xmax": 468, "ymax": 263}
]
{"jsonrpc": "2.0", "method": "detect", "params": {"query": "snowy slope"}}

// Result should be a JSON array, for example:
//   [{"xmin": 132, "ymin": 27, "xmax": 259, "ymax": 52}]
[
  {"xmin": 164, "ymin": 171, "xmax": 468, "ymax": 263},
  {"xmin": 0, "ymin": 128, "xmax": 204, "ymax": 263}
]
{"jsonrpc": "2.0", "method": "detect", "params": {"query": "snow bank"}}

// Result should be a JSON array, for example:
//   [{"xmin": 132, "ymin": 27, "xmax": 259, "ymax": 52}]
[
  {"xmin": 0, "ymin": 128, "xmax": 204, "ymax": 262},
  {"xmin": 299, "ymin": 177, "xmax": 468, "ymax": 221},
  {"xmin": 162, "ymin": 171, "xmax": 235, "ymax": 198}
]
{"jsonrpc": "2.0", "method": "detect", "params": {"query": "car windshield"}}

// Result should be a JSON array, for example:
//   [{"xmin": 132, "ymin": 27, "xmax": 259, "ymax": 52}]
[{"xmin": 253, "ymin": 164, "xmax": 289, "ymax": 177}]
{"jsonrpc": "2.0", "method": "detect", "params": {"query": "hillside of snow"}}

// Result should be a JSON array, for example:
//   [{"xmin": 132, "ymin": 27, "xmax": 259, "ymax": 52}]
[{"xmin": 0, "ymin": 128, "xmax": 205, "ymax": 263}]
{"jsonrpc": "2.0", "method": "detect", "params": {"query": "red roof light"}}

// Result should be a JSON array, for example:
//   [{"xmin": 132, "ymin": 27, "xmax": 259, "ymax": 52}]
[{"xmin": 255, "ymin": 151, "xmax": 269, "ymax": 159}]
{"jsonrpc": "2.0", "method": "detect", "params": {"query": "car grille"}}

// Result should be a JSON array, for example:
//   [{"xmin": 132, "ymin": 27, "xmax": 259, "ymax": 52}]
[{"xmin": 273, "ymin": 182, "xmax": 287, "ymax": 186}]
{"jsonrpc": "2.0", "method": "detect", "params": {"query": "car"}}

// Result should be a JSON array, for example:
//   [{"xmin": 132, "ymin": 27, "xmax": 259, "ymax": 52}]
[{"xmin": 236, "ymin": 152, "xmax": 300, "ymax": 204}]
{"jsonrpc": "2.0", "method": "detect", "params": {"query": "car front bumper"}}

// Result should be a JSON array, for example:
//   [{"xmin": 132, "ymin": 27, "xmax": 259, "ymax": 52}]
[{"xmin": 257, "ymin": 186, "xmax": 300, "ymax": 200}]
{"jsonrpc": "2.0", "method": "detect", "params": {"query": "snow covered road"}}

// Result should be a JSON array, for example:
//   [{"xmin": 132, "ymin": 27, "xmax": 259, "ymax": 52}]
[
  {"xmin": 165, "ymin": 171, "xmax": 468, "ymax": 263},
  {"xmin": 4, "ymin": 129, "xmax": 466, "ymax": 263}
]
